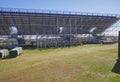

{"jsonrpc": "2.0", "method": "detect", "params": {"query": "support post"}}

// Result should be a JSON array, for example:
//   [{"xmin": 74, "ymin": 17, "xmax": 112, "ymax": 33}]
[
  {"xmin": 36, "ymin": 33, "xmax": 39, "ymax": 49},
  {"xmin": 69, "ymin": 18, "xmax": 72, "ymax": 46},
  {"xmin": 118, "ymin": 31, "xmax": 120, "ymax": 61},
  {"xmin": 112, "ymin": 31, "xmax": 120, "ymax": 74}
]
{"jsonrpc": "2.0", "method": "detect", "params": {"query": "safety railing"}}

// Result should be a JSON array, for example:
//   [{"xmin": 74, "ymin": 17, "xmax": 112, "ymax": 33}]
[{"xmin": 0, "ymin": 7, "xmax": 120, "ymax": 18}]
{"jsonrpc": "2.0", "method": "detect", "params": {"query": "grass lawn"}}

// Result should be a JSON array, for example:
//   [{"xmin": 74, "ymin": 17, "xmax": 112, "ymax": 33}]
[{"xmin": 0, "ymin": 43, "xmax": 120, "ymax": 82}]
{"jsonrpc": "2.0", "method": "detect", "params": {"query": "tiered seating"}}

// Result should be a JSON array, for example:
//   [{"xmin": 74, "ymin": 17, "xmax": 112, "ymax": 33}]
[
  {"xmin": 0, "ymin": 8, "xmax": 119, "ymax": 47},
  {"xmin": 0, "ymin": 8, "xmax": 118, "ymax": 35}
]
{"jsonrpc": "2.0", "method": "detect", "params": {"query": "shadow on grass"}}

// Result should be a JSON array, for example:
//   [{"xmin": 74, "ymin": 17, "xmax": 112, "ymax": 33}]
[
  {"xmin": 23, "ymin": 45, "xmax": 74, "ymax": 50},
  {"xmin": 112, "ymin": 61, "xmax": 120, "ymax": 74},
  {"xmin": 1, "ymin": 56, "xmax": 17, "ymax": 60}
]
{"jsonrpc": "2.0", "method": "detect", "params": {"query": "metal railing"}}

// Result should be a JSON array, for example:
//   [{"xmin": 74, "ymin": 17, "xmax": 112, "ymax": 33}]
[{"xmin": 0, "ymin": 7, "xmax": 120, "ymax": 18}]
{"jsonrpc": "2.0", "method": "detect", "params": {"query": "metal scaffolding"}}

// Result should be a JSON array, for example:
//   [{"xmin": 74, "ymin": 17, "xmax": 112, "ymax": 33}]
[{"xmin": 0, "ymin": 8, "xmax": 120, "ymax": 49}]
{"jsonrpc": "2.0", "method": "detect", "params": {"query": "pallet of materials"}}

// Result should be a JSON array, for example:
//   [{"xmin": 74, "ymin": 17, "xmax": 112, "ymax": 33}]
[
  {"xmin": 0, "ymin": 49, "xmax": 9, "ymax": 59},
  {"xmin": 9, "ymin": 47, "xmax": 23, "ymax": 58}
]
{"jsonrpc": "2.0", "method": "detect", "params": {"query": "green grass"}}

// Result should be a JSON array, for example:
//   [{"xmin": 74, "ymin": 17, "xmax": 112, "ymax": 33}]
[{"xmin": 0, "ymin": 43, "xmax": 120, "ymax": 82}]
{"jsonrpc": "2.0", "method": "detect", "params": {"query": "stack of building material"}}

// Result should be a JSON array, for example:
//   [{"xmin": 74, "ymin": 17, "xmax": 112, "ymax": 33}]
[
  {"xmin": 0, "ymin": 49, "xmax": 9, "ymax": 59},
  {"xmin": 9, "ymin": 47, "xmax": 23, "ymax": 57}
]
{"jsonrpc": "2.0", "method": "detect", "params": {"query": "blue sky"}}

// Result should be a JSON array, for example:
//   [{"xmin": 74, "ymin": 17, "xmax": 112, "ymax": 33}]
[{"xmin": 0, "ymin": 0, "xmax": 120, "ymax": 14}]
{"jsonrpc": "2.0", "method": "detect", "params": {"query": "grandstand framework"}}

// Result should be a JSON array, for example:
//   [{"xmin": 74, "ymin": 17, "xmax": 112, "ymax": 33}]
[{"xmin": 0, "ymin": 8, "xmax": 120, "ymax": 48}]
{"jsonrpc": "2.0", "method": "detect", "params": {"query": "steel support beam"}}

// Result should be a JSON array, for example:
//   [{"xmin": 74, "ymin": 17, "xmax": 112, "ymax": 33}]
[{"xmin": 112, "ymin": 31, "xmax": 120, "ymax": 74}]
